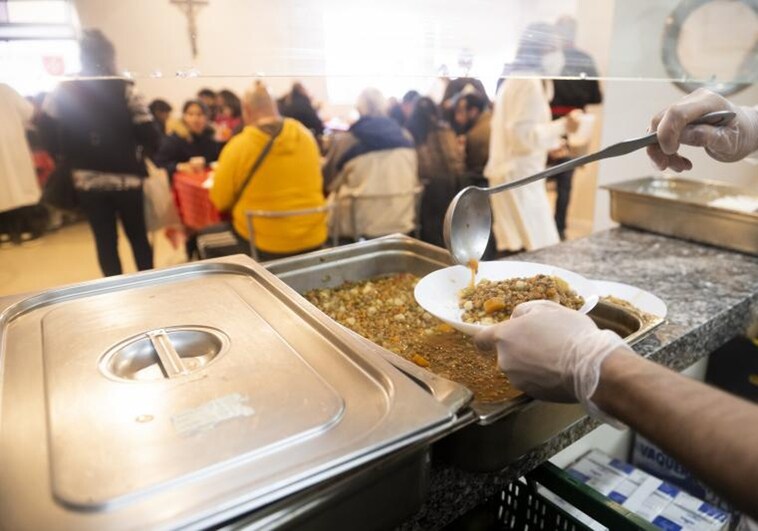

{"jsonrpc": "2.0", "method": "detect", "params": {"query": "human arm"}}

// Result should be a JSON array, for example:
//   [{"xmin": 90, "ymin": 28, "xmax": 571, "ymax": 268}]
[
  {"xmin": 647, "ymin": 88, "xmax": 758, "ymax": 172},
  {"xmin": 475, "ymin": 300, "xmax": 758, "ymax": 518},
  {"xmin": 152, "ymin": 135, "xmax": 182, "ymax": 177},
  {"xmin": 508, "ymin": 79, "xmax": 578, "ymax": 152},
  {"xmin": 125, "ymin": 83, "xmax": 161, "ymax": 158},
  {"xmin": 594, "ymin": 349, "xmax": 758, "ymax": 517}
]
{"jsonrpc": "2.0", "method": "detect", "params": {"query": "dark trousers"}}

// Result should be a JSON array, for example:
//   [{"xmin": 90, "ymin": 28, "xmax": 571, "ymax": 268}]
[
  {"xmin": 78, "ymin": 188, "xmax": 153, "ymax": 276},
  {"xmin": 548, "ymin": 158, "xmax": 574, "ymax": 237}
]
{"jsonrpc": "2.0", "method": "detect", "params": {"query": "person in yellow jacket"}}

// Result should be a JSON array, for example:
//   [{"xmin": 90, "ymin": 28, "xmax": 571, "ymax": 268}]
[{"xmin": 210, "ymin": 83, "xmax": 327, "ymax": 259}]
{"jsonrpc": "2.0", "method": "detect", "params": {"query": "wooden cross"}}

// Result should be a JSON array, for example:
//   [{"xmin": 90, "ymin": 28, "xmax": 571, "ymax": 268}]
[{"xmin": 170, "ymin": 0, "xmax": 208, "ymax": 59}]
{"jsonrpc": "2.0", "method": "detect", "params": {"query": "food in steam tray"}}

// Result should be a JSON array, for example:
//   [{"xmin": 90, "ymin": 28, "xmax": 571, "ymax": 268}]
[
  {"xmin": 459, "ymin": 275, "xmax": 585, "ymax": 325},
  {"xmin": 305, "ymin": 273, "xmax": 522, "ymax": 403}
]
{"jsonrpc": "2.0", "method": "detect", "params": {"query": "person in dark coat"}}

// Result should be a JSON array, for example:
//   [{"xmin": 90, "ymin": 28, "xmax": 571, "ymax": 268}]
[
  {"xmin": 154, "ymin": 100, "xmax": 222, "ymax": 178},
  {"xmin": 277, "ymin": 82, "xmax": 324, "ymax": 145},
  {"xmin": 40, "ymin": 29, "xmax": 160, "ymax": 277},
  {"xmin": 148, "ymin": 99, "xmax": 172, "ymax": 138},
  {"xmin": 405, "ymin": 97, "xmax": 465, "ymax": 247}
]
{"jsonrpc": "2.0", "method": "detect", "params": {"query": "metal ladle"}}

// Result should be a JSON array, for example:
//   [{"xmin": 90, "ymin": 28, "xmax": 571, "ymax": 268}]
[{"xmin": 443, "ymin": 110, "xmax": 736, "ymax": 265}]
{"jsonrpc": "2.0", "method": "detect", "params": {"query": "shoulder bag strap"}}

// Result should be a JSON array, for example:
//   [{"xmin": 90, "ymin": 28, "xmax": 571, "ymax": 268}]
[{"xmin": 230, "ymin": 121, "xmax": 284, "ymax": 211}]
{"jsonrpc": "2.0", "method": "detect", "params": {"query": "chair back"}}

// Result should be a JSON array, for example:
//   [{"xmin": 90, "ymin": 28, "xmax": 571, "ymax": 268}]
[{"xmin": 244, "ymin": 199, "xmax": 337, "ymax": 261}]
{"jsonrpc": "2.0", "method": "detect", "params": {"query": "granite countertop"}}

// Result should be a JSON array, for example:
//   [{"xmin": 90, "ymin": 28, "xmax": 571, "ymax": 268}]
[{"xmin": 402, "ymin": 227, "xmax": 758, "ymax": 530}]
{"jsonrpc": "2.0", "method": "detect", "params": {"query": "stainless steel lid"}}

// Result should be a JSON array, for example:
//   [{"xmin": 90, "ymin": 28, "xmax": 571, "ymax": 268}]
[{"xmin": 0, "ymin": 256, "xmax": 458, "ymax": 530}]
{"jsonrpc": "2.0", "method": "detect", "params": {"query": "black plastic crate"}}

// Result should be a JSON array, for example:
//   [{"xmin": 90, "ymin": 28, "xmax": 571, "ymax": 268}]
[{"xmin": 447, "ymin": 462, "xmax": 659, "ymax": 531}]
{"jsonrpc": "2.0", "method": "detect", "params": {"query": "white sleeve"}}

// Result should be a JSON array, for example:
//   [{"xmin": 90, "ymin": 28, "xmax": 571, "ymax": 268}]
[{"xmin": 509, "ymin": 79, "xmax": 566, "ymax": 152}]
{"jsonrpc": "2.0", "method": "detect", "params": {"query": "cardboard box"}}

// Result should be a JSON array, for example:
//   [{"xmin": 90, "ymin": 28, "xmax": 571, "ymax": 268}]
[
  {"xmin": 632, "ymin": 435, "xmax": 732, "ymax": 512},
  {"xmin": 653, "ymin": 502, "xmax": 728, "ymax": 531},
  {"xmin": 566, "ymin": 449, "xmax": 629, "ymax": 496},
  {"xmin": 559, "ymin": 450, "xmax": 729, "ymax": 530}
]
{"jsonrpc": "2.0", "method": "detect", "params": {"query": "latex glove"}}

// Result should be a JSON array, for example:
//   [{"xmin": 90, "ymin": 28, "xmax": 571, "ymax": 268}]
[
  {"xmin": 647, "ymin": 88, "xmax": 758, "ymax": 172},
  {"xmin": 474, "ymin": 300, "xmax": 630, "ymax": 420}
]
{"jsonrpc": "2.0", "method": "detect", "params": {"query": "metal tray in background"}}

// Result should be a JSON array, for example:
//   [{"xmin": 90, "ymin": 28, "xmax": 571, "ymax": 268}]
[
  {"xmin": 0, "ymin": 256, "xmax": 461, "ymax": 530},
  {"xmin": 265, "ymin": 235, "xmax": 665, "ymax": 471},
  {"xmin": 604, "ymin": 176, "xmax": 758, "ymax": 255}
]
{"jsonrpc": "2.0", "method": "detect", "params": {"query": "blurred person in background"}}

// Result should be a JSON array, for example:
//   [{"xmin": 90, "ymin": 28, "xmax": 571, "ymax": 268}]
[
  {"xmin": 197, "ymin": 88, "xmax": 217, "ymax": 117},
  {"xmin": 40, "ymin": 29, "xmax": 160, "ymax": 276},
  {"xmin": 148, "ymin": 99, "xmax": 173, "ymax": 138},
  {"xmin": 387, "ymin": 97, "xmax": 405, "ymax": 127},
  {"xmin": 547, "ymin": 15, "xmax": 603, "ymax": 240},
  {"xmin": 210, "ymin": 83, "xmax": 326, "ymax": 260},
  {"xmin": 485, "ymin": 23, "xmax": 579, "ymax": 253},
  {"xmin": 388, "ymin": 90, "xmax": 421, "ymax": 127},
  {"xmin": 322, "ymin": 88, "xmax": 418, "ymax": 239},
  {"xmin": 0, "ymin": 83, "xmax": 42, "ymax": 245},
  {"xmin": 154, "ymin": 100, "xmax": 221, "ymax": 178},
  {"xmin": 442, "ymin": 48, "xmax": 489, "ymax": 121},
  {"xmin": 214, "ymin": 89, "xmax": 243, "ymax": 142},
  {"xmin": 453, "ymin": 92, "xmax": 492, "ymax": 186},
  {"xmin": 405, "ymin": 97, "xmax": 465, "ymax": 247},
  {"xmin": 277, "ymin": 82, "xmax": 324, "ymax": 146}
]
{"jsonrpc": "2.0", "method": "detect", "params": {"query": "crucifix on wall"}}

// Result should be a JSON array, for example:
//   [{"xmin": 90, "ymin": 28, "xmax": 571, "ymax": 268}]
[{"xmin": 171, "ymin": 0, "xmax": 208, "ymax": 59}]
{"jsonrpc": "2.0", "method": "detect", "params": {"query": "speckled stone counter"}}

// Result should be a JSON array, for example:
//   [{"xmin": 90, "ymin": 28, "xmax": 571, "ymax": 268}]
[{"xmin": 400, "ymin": 227, "xmax": 758, "ymax": 530}]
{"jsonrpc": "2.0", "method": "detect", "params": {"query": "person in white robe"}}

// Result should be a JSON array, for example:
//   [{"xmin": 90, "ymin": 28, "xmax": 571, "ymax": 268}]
[
  {"xmin": 0, "ymin": 83, "xmax": 39, "ymax": 215},
  {"xmin": 485, "ymin": 23, "xmax": 579, "ymax": 251}
]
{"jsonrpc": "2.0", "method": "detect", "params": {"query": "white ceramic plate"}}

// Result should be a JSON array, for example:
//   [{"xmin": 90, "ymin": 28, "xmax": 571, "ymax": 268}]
[
  {"xmin": 414, "ymin": 261, "xmax": 600, "ymax": 336},
  {"xmin": 591, "ymin": 279, "xmax": 667, "ymax": 319}
]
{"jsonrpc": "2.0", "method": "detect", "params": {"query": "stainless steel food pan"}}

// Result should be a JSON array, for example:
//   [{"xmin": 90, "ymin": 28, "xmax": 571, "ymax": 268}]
[
  {"xmin": 265, "ymin": 235, "xmax": 664, "ymax": 471},
  {"xmin": 604, "ymin": 176, "xmax": 758, "ymax": 255},
  {"xmin": 0, "ymin": 255, "xmax": 462, "ymax": 530},
  {"xmin": 220, "ymin": 446, "xmax": 429, "ymax": 531}
]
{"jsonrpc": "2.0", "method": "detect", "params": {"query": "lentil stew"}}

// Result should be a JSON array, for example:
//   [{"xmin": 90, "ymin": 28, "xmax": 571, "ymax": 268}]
[
  {"xmin": 305, "ymin": 274, "xmax": 521, "ymax": 403},
  {"xmin": 459, "ymin": 275, "xmax": 585, "ymax": 325}
]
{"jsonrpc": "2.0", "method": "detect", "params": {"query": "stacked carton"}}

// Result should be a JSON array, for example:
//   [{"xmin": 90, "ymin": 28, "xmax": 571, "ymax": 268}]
[{"xmin": 540, "ymin": 450, "xmax": 730, "ymax": 531}]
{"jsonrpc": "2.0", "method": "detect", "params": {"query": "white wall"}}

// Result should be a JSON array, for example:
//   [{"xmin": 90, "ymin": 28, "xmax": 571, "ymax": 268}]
[
  {"xmin": 71, "ymin": 0, "xmax": 604, "ymax": 119},
  {"xmin": 73, "ymin": 0, "xmax": 330, "ymax": 114},
  {"xmin": 593, "ymin": 0, "xmax": 758, "ymax": 231}
]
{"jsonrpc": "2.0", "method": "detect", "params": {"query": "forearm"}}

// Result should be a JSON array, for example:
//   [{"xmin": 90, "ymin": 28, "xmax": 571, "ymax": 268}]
[{"xmin": 593, "ymin": 349, "xmax": 758, "ymax": 518}]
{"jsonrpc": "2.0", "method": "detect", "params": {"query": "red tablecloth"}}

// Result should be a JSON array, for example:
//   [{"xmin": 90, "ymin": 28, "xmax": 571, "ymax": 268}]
[{"xmin": 172, "ymin": 170, "xmax": 223, "ymax": 230}]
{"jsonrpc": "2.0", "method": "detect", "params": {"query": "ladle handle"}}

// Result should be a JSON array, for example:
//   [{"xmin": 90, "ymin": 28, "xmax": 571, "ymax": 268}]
[{"xmin": 484, "ymin": 110, "xmax": 736, "ymax": 196}]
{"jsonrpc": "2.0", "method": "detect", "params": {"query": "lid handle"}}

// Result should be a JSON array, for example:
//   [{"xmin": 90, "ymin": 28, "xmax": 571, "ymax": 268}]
[{"xmin": 147, "ymin": 329, "xmax": 187, "ymax": 378}]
